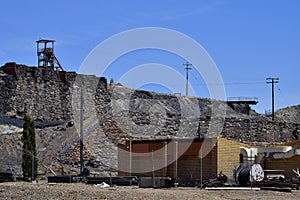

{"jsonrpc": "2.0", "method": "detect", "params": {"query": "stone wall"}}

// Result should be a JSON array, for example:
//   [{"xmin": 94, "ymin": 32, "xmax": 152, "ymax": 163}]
[
  {"xmin": 221, "ymin": 118, "xmax": 300, "ymax": 144},
  {"xmin": 1, "ymin": 63, "xmax": 298, "ymax": 144},
  {"xmin": 0, "ymin": 64, "xmax": 76, "ymax": 124}
]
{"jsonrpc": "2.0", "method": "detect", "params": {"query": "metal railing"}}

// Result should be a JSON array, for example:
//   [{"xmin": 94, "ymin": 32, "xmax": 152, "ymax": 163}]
[{"xmin": 227, "ymin": 97, "xmax": 258, "ymax": 103}]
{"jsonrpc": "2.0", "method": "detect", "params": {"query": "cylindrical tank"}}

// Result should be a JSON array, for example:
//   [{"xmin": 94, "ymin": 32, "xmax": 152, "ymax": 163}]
[{"xmin": 235, "ymin": 164, "xmax": 264, "ymax": 186}]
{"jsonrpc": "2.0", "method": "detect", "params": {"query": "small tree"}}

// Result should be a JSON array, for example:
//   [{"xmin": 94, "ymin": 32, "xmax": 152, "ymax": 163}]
[{"xmin": 21, "ymin": 111, "xmax": 38, "ymax": 180}]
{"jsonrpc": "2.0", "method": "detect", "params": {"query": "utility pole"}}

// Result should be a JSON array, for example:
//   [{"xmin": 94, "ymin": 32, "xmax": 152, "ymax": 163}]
[
  {"xmin": 80, "ymin": 87, "xmax": 84, "ymax": 175},
  {"xmin": 183, "ymin": 62, "xmax": 192, "ymax": 96},
  {"xmin": 266, "ymin": 77, "xmax": 279, "ymax": 120}
]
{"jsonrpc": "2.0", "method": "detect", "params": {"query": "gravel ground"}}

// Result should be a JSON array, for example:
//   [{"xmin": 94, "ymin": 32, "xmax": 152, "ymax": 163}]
[{"xmin": 1, "ymin": 182, "xmax": 300, "ymax": 200}]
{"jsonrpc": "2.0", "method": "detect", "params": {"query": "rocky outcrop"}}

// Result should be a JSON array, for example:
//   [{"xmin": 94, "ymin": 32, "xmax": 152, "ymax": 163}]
[{"xmin": 276, "ymin": 105, "xmax": 300, "ymax": 124}]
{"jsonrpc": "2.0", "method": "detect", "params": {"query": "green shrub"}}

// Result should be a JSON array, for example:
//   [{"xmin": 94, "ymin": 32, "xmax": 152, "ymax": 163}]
[{"xmin": 21, "ymin": 111, "xmax": 38, "ymax": 179}]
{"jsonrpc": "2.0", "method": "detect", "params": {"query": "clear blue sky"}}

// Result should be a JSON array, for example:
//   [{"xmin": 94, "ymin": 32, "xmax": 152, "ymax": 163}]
[{"xmin": 1, "ymin": 0, "xmax": 299, "ymax": 113}]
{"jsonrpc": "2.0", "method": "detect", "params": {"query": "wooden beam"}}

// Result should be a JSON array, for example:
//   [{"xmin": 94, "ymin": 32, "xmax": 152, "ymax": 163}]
[
  {"xmin": 261, "ymin": 187, "xmax": 292, "ymax": 192},
  {"xmin": 206, "ymin": 187, "xmax": 260, "ymax": 191}
]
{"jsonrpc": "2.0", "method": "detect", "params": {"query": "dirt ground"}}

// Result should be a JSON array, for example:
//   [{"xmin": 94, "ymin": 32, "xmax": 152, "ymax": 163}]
[{"xmin": 1, "ymin": 181, "xmax": 300, "ymax": 200}]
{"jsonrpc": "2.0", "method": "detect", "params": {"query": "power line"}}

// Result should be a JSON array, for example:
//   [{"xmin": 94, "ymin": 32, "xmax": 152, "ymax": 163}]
[
  {"xmin": 185, "ymin": 71, "xmax": 266, "ymax": 86},
  {"xmin": 275, "ymin": 84, "xmax": 290, "ymax": 106},
  {"xmin": 181, "ymin": 81, "xmax": 266, "ymax": 87},
  {"xmin": 183, "ymin": 62, "xmax": 192, "ymax": 96},
  {"xmin": 223, "ymin": 81, "xmax": 266, "ymax": 85},
  {"xmin": 266, "ymin": 77, "xmax": 279, "ymax": 120}
]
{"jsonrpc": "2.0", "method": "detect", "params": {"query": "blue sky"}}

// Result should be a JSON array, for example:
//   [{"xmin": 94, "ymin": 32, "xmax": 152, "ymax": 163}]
[{"xmin": 1, "ymin": 0, "xmax": 299, "ymax": 113}]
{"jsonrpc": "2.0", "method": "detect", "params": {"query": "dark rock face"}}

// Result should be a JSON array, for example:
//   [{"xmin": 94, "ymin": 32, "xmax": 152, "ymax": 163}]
[
  {"xmin": 0, "ymin": 63, "xmax": 299, "ymax": 175},
  {"xmin": 221, "ymin": 118, "xmax": 299, "ymax": 144},
  {"xmin": 0, "ymin": 64, "xmax": 76, "ymax": 123}
]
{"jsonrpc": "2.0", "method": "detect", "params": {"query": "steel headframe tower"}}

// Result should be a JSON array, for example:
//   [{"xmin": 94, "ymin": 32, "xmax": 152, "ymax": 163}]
[
  {"xmin": 266, "ymin": 77, "xmax": 279, "ymax": 120},
  {"xmin": 36, "ymin": 39, "xmax": 64, "ymax": 71}
]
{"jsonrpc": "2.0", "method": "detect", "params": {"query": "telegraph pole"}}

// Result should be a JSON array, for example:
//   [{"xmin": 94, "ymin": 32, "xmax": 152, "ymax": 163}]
[
  {"xmin": 266, "ymin": 77, "xmax": 279, "ymax": 120},
  {"xmin": 80, "ymin": 87, "xmax": 84, "ymax": 175},
  {"xmin": 183, "ymin": 62, "xmax": 192, "ymax": 96}
]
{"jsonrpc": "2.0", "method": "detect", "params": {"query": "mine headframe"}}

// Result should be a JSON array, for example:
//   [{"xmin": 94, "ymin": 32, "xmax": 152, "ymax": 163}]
[{"xmin": 36, "ymin": 39, "xmax": 64, "ymax": 71}]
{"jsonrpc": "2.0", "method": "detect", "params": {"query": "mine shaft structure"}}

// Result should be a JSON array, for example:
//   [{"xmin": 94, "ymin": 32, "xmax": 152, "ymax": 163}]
[{"xmin": 36, "ymin": 39, "xmax": 64, "ymax": 71}]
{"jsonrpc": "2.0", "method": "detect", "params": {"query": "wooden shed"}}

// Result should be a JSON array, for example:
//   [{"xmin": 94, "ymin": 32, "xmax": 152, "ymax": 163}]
[{"xmin": 118, "ymin": 137, "xmax": 251, "ymax": 182}]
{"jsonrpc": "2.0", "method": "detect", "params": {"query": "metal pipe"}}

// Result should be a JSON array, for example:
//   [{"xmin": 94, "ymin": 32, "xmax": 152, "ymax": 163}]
[
  {"xmin": 109, "ymin": 155, "xmax": 112, "ymax": 187},
  {"xmin": 129, "ymin": 140, "xmax": 132, "ymax": 176},
  {"xmin": 152, "ymin": 150, "xmax": 156, "ymax": 188},
  {"xmin": 200, "ymin": 149, "xmax": 203, "ymax": 189},
  {"xmin": 250, "ymin": 150, "xmax": 253, "ymax": 190},
  {"xmin": 174, "ymin": 141, "xmax": 178, "ymax": 179}
]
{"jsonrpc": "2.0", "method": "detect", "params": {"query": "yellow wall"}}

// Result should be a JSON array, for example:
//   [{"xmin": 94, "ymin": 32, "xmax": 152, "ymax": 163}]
[{"xmin": 217, "ymin": 138, "xmax": 251, "ymax": 180}]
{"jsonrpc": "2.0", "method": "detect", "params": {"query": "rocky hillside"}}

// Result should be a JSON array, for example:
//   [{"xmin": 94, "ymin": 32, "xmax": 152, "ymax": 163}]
[
  {"xmin": 276, "ymin": 105, "xmax": 300, "ymax": 124},
  {"xmin": 0, "ymin": 63, "xmax": 299, "ymax": 175}
]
